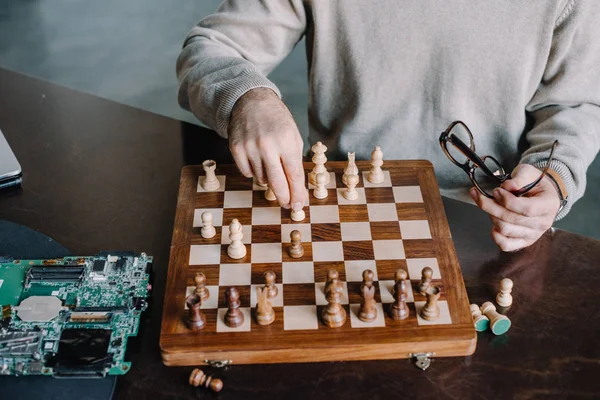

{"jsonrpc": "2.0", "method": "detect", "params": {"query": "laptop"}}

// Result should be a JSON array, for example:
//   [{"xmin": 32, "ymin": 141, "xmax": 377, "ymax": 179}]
[{"xmin": 0, "ymin": 128, "xmax": 22, "ymax": 189}]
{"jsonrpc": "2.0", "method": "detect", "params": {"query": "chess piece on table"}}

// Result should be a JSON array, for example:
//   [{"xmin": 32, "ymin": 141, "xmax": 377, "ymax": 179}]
[
  {"xmin": 324, "ymin": 269, "xmax": 341, "ymax": 296},
  {"xmin": 185, "ymin": 294, "xmax": 206, "ymax": 331},
  {"xmin": 313, "ymin": 172, "xmax": 328, "ymax": 199},
  {"xmin": 419, "ymin": 286, "xmax": 441, "ymax": 321},
  {"xmin": 289, "ymin": 230, "xmax": 304, "ymax": 258},
  {"xmin": 227, "ymin": 219, "xmax": 246, "ymax": 259},
  {"xmin": 360, "ymin": 269, "xmax": 374, "ymax": 294},
  {"xmin": 194, "ymin": 272, "xmax": 210, "ymax": 302},
  {"xmin": 264, "ymin": 270, "xmax": 278, "ymax": 298},
  {"xmin": 189, "ymin": 368, "xmax": 223, "ymax": 392},
  {"xmin": 367, "ymin": 146, "xmax": 384, "ymax": 184},
  {"xmin": 265, "ymin": 184, "xmax": 277, "ymax": 201},
  {"xmin": 389, "ymin": 279, "xmax": 409, "ymax": 320},
  {"xmin": 255, "ymin": 178, "xmax": 268, "ymax": 188},
  {"xmin": 343, "ymin": 173, "xmax": 359, "ymax": 200},
  {"xmin": 358, "ymin": 285, "xmax": 377, "ymax": 322},
  {"xmin": 290, "ymin": 207, "xmax": 306, "ymax": 222},
  {"xmin": 308, "ymin": 141, "xmax": 330, "ymax": 186},
  {"xmin": 322, "ymin": 284, "xmax": 346, "ymax": 328},
  {"xmin": 417, "ymin": 266, "xmax": 433, "ymax": 295},
  {"xmin": 200, "ymin": 211, "xmax": 216, "ymax": 238},
  {"xmin": 255, "ymin": 286, "xmax": 275, "ymax": 326},
  {"xmin": 496, "ymin": 278, "xmax": 513, "ymax": 307},
  {"xmin": 201, "ymin": 159, "xmax": 220, "ymax": 191},
  {"xmin": 224, "ymin": 287, "xmax": 244, "ymax": 327},
  {"xmin": 480, "ymin": 301, "xmax": 511, "ymax": 335},
  {"xmin": 342, "ymin": 151, "xmax": 359, "ymax": 186},
  {"xmin": 470, "ymin": 303, "xmax": 490, "ymax": 332},
  {"xmin": 391, "ymin": 269, "xmax": 408, "ymax": 295}
]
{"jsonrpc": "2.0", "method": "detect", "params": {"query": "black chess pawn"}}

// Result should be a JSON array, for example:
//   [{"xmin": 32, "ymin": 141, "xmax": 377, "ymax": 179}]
[
  {"xmin": 322, "ymin": 285, "xmax": 346, "ymax": 328},
  {"xmin": 194, "ymin": 272, "xmax": 210, "ymax": 302},
  {"xmin": 264, "ymin": 270, "xmax": 278, "ymax": 298},
  {"xmin": 289, "ymin": 230, "xmax": 304, "ymax": 258},
  {"xmin": 360, "ymin": 269, "xmax": 374, "ymax": 294},
  {"xmin": 185, "ymin": 294, "xmax": 206, "ymax": 331},
  {"xmin": 417, "ymin": 266, "xmax": 433, "ymax": 295},
  {"xmin": 358, "ymin": 285, "xmax": 377, "ymax": 322},
  {"xmin": 389, "ymin": 280, "xmax": 409, "ymax": 320},
  {"xmin": 224, "ymin": 287, "xmax": 244, "ymax": 327},
  {"xmin": 324, "ymin": 269, "xmax": 341, "ymax": 296}
]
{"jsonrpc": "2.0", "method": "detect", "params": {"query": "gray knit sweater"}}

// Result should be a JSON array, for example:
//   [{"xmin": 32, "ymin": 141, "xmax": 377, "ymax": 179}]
[{"xmin": 177, "ymin": 0, "xmax": 600, "ymax": 218}]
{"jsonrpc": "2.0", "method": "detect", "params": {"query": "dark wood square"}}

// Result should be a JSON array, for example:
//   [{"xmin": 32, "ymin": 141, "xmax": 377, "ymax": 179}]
[
  {"xmin": 313, "ymin": 261, "xmax": 346, "ymax": 282},
  {"xmin": 396, "ymin": 203, "xmax": 428, "ymax": 220},
  {"xmin": 346, "ymin": 281, "xmax": 382, "ymax": 304},
  {"xmin": 338, "ymin": 204, "xmax": 369, "ymax": 222},
  {"xmin": 194, "ymin": 192, "xmax": 224, "ymax": 208},
  {"xmin": 220, "ymin": 244, "xmax": 252, "ymax": 264},
  {"xmin": 251, "ymin": 225, "xmax": 281, "ymax": 243},
  {"xmin": 316, "ymin": 305, "xmax": 352, "ymax": 331},
  {"xmin": 250, "ymin": 307, "xmax": 284, "ymax": 331},
  {"xmin": 375, "ymin": 260, "xmax": 408, "ymax": 281},
  {"xmin": 342, "ymin": 241, "xmax": 375, "ymax": 260},
  {"xmin": 217, "ymin": 285, "xmax": 251, "ymax": 308},
  {"xmin": 282, "ymin": 242, "xmax": 313, "ymax": 262},
  {"xmin": 225, "ymin": 174, "xmax": 253, "ymax": 190},
  {"xmin": 187, "ymin": 265, "xmax": 221, "ymax": 286},
  {"xmin": 222, "ymin": 208, "xmax": 252, "ymax": 226},
  {"xmin": 252, "ymin": 190, "xmax": 279, "ymax": 208},
  {"xmin": 382, "ymin": 302, "xmax": 418, "ymax": 326},
  {"xmin": 390, "ymin": 170, "xmax": 420, "ymax": 186},
  {"xmin": 283, "ymin": 283, "xmax": 316, "ymax": 306},
  {"xmin": 250, "ymin": 263, "xmax": 283, "ymax": 285},
  {"xmin": 365, "ymin": 187, "xmax": 394, "ymax": 203},
  {"xmin": 176, "ymin": 308, "xmax": 218, "ymax": 334},
  {"xmin": 370, "ymin": 221, "xmax": 402, "ymax": 240},
  {"xmin": 311, "ymin": 223, "xmax": 341, "ymax": 242},
  {"xmin": 308, "ymin": 189, "xmax": 339, "ymax": 206},
  {"xmin": 403, "ymin": 239, "xmax": 437, "ymax": 258},
  {"xmin": 280, "ymin": 205, "xmax": 311, "ymax": 224}
]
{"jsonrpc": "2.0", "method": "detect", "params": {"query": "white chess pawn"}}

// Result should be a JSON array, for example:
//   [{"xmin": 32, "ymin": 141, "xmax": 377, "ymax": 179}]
[
  {"xmin": 342, "ymin": 173, "xmax": 359, "ymax": 200},
  {"xmin": 200, "ymin": 211, "xmax": 216, "ymax": 238},
  {"xmin": 265, "ymin": 184, "xmax": 276, "ymax": 201},
  {"xmin": 227, "ymin": 219, "xmax": 246, "ymax": 259},
  {"xmin": 342, "ymin": 152, "xmax": 358, "ymax": 186},
  {"xmin": 313, "ymin": 172, "xmax": 328, "ymax": 199},
  {"xmin": 367, "ymin": 146, "xmax": 384, "ymax": 184},
  {"xmin": 201, "ymin": 159, "xmax": 220, "ymax": 191},
  {"xmin": 496, "ymin": 278, "xmax": 513, "ymax": 307},
  {"xmin": 290, "ymin": 207, "xmax": 305, "ymax": 222},
  {"xmin": 308, "ymin": 141, "xmax": 329, "ymax": 186}
]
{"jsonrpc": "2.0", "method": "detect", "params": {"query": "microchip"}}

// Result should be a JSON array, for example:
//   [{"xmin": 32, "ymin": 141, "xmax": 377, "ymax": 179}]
[
  {"xmin": 115, "ymin": 259, "xmax": 126, "ymax": 271},
  {"xmin": 92, "ymin": 260, "xmax": 106, "ymax": 274}
]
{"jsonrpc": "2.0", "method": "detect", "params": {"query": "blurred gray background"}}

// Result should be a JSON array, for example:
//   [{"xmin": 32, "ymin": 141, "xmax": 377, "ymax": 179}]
[{"xmin": 0, "ymin": 0, "xmax": 597, "ymax": 239}]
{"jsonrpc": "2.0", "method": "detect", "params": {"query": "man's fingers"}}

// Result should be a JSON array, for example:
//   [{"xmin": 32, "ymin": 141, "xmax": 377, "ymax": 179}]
[
  {"xmin": 490, "ymin": 216, "xmax": 539, "ymax": 241},
  {"xmin": 281, "ymin": 149, "xmax": 306, "ymax": 211},
  {"xmin": 501, "ymin": 164, "xmax": 541, "ymax": 192},
  {"xmin": 471, "ymin": 188, "xmax": 525, "ymax": 225},
  {"xmin": 492, "ymin": 187, "xmax": 546, "ymax": 217},
  {"xmin": 247, "ymin": 153, "xmax": 267, "ymax": 185},
  {"xmin": 491, "ymin": 227, "xmax": 530, "ymax": 252},
  {"xmin": 230, "ymin": 143, "xmax": 253, "ymax": 178},
  {"xmin": 263, "ymin": 154, "xmax": 291, "ymax": 208}
]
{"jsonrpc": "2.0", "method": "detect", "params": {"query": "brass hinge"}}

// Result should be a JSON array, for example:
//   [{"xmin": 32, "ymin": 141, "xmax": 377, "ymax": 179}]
[
  {"xmin": 204, "ymin": 359, "xmax": 232, "ymax": 368},
  {"xmin": 409, "ymin": 352, "xmax": 435, "ymax": 370}
]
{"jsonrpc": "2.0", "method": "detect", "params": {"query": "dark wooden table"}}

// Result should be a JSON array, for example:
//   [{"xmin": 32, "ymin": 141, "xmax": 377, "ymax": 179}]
[{"xmin": 1, "ymin": 68, "xmax": 599, "ymax": 399}]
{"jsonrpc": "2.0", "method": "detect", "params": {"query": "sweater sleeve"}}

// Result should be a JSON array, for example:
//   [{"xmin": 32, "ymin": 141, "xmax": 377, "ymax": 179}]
[
  {"xmin": 176, "ymin": 0, "xmax": 307, "ymax": 138},
  {"xmin": 521, "ymin": 0, "xmax": 600, "ymax": 219}
]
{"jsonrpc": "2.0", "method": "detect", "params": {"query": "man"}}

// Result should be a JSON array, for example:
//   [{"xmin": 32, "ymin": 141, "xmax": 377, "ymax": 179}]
[{"xmin": 176, "ymin": 1, "xmax": 600, "ymax": 251}]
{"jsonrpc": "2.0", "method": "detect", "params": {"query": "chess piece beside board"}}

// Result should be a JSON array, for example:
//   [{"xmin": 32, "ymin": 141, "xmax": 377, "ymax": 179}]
[{"xmin": 160, "ymin": 154, "xmax": 476, "ymax": 366}]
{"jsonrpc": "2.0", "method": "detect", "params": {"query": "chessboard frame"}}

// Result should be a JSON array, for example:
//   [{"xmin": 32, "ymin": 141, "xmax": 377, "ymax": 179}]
[{"xmin": 160, "ymin": 160, "xmax": 476, "ymax": 366}]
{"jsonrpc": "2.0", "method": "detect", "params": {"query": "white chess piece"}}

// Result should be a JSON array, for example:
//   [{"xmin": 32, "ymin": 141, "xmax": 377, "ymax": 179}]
[
  {"xmin": 496, "ymin": 278, "xmax": 513, "ymax": 307},
  {"xmin": 201, "ymin": 159, "xmax": 220, "ymax": 191},
  {"xmin": 227, "ymin": 219, "xmax": 246, "ymax": 259},
  {"xmin": 343, "ymin": 173, "xmax": 359, "ymax": 200},
  {"xmin": 367, "ymin": 146, "xmax": 384, "ymax": 184},
  {"xmin": 290, "ymin": 208, "xmax": 306, "ymax": 222},
  {"xmin": 313, "ymin": 172, "xmax": 328, "ymax": 199},
  {"xmin": 200, "ymin": 211, "xmax": 216, "ymax": 238},
  {"xmin": 308, "ymin": 141, "xmax": 329, "ymax": 186},
  {"xmin": 342, "ymin": 152, "xmax": 358, "ymax": 186},
  {"xmin": 265, "ymin": 184, "xmax": 276, "ymax": 201}
]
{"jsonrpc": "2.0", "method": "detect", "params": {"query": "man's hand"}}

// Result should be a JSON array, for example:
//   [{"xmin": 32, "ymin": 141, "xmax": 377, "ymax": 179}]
[
  {"xmin": 228, "ymin": 88, "xmax": 306, "ymax": 210},
  {"xmin": 470, "ymin": 164, "xmax": 561, "ymax": 252}
]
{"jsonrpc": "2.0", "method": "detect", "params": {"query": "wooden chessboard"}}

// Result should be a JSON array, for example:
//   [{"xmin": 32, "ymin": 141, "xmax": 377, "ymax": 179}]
[{"xmin": 160, "ymin": 160, "xmax": 476, "ymax": 366}]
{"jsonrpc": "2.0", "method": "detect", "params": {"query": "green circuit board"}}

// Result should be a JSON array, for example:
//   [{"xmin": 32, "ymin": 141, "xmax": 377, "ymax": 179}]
[{"xmin": 0, "ymin": 252, "xmax": 151, "ymax": 377}]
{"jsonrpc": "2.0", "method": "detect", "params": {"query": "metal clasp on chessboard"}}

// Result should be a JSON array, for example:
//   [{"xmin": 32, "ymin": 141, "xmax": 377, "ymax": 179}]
[
  {"xmin": 204, "ymin": 359, "xmax": 232, "ymax": 368},
  {"xmin": 409, "ymin": 352, "xmax": 435, "ymax": 370}
]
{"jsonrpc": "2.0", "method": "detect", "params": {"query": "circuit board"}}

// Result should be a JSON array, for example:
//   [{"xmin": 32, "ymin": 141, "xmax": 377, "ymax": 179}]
[{"xmin": 0, "ymin": 252, "xmax": 151, "ymax": 377}]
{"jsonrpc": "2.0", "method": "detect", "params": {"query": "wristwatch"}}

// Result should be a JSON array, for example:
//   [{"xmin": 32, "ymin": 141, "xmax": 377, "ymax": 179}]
[{"xmin": 545, "ymin": 168, "xmax": 569, "ymax": 214}]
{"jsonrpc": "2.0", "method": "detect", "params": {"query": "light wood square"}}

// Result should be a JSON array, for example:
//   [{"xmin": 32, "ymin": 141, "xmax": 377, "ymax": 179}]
[
  {"xmin": 312, "ymin": 241, "xmax": 344, "ymax": 262},
  {"xmin": 252, "ymin": 207, "xmax": 282, "ymax": 225},
  {"xmin": 344, "ymin": 260, "xmax": 377, "ymax": 282},
  {"xmin": 367, "ymin": 203, "xmax": 398, "ymax": 221},
  {"xmin": 349, "ymin": 303, "xmax": 386, "ymax": 328},
  {"xmin": 309, "ymin": 205, "xmax": 340, "ymax": 223},
  {"xmin": 362, "ymin": 171, "xmax": 392, "ymax": 188},
  {"xmin": 393, "ymin": 186, "xmax": 423, "ymax": 203},
  {"xmin": 189, "ymin": 244, "xmax": 221, "ymax": 265},
  {"xmin": 250, "ymin": 284, "xmax": 283, "ymax": 307},
  {"xmin": 336, "ymin": 188, "xmax": 367, "ymax": 205},
  {"xmin": 282, "ymin": 262, "xmax": 315, "ymax": 284},
  {"xmin": 223, "ymin": 190, "xmax": 253, "ymax": 208},
  {"xmin": 399, "ymin": 220, "xmax": 432, "ymax": 239},
  {"xmin": 184, "ymin": 285, "xmax": 219, "ymax": 309},
  {"xmin": 197, "ymin": 175, "xmax": 226, "ymax": 192},
  {"xmin": 281, "ymin": 223, "xmax": 312, "ymax": 243},
  {"xmin": 216, "ymin": 307, "xmax": 252, "ymax": 332},
  {"xmin": 283, "ymin": 305, "xmax": 319, "ymax": 331},
  {"xmin": 220, "ymin": 224, "xmax": 252, "ymax": 244},
  {"xmin": 372, "ymin": 240, "xmax": 406, "ymax": 260},
  {"xmin": 250, "ymin": 243, "xmax": 283, "ymax": 263},
  {"xmin": 415, "ymin": 300, "xmax": 452, "ymax": 325},
  {"xmin": 406, "ymin": 258, "xmax": 441, "ymax": 280},
  {"xmin": 219, "ymin": 264, "xmax": 251, "ymax": 285},
  {"xmin": 378, "ymin": 279, "xmax": 414, "ymax": 304},
  {"xmin": 340, "ymin": 222, "xmax": 372, "ymax": 241},
  {"xmin": 193, "ymin": 208, "xmax": 223, "ymax": 228},
  {"xmin": 315, "ymin": 282, "xmax": 349, "ymax": 305}
]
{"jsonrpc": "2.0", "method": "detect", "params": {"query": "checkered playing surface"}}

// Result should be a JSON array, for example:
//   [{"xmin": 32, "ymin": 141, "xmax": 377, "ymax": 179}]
[{"xmin": 185, "ymin": 167, "xmax": 452, "ymax": 333}]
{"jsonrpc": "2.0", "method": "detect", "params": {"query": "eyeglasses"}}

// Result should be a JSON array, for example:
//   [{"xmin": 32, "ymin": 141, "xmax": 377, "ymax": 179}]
[{"xmin": 439, "ymin": 121, "xmax": 558, "ymax": 198}]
